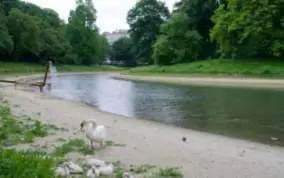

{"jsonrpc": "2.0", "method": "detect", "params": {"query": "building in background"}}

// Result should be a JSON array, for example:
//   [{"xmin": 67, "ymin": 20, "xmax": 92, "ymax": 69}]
[{"xmin": 103, "ymin": 29, "xmax": 129, "ymax": 45}]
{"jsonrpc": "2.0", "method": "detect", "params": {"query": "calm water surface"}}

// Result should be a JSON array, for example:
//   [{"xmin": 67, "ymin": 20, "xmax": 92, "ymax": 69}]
[{"xmin": 46, "ymin": 74, "xmax": 284, "ymax": 145}]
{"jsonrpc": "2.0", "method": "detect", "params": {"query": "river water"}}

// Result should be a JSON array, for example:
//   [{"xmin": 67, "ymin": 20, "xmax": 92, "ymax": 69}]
[{"xmin": 44, "ymin": 74, "xmax": 284, "ymax": 146}]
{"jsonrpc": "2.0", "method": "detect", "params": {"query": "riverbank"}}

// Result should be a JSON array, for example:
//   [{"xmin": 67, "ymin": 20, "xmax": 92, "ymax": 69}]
[
  {"xmin": 5, "ymin": 72, "xmax": 284, "ymax": 90},
  {"xmin": 128, "ymin": 59, "xmax": 284, "ymax": 77},
  {"xmin": 2, "ymin": 59, "xmax": 284, "ymax": 78},
  {"xmin": 0, "ymin": 61, "xmax": 124, "ymax": 74},
  {"xmin": 1, "ymin": 75, "xmax": 284, "ymax": 177},
  {"xmin": 112, "ymin": 73, "xmax": 284, "ymax": 90}
]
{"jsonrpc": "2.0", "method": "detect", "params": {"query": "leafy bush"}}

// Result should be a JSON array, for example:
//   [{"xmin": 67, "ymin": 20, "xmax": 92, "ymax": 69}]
[{"xmin": 0, "ymin": 148, "xmax": 56, "ymax": 178}]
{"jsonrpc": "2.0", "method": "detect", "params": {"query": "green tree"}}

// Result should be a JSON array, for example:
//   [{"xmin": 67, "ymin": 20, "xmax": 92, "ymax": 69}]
[
  {"xmin": 153, "ymin": 12, "xmax": 201, "ymax": 65},
  {"xmin": 0, "ymin": 0, "xmax": 110, "ymax": 65},
  {"xmin": 0, "ymin": 0, "xmax": 19, "ymax": 15},
  {"xmin": 127, "ymin": 0, "xmax": 170, "ymax": 65},
  {"xmin": 0, "ymin": 10, "xmax": 13, "ymax": 56},
  {"xmin": 39, "ymin": 28, "xmax": 68, "ymax": 63},
  {"xmin": 111, "ymin": 37, "xmax": 135, "ymax": 67},
  {"xmin": 173, "ymin": 0, "xmax": 218, "ymax": 59},
  {"xmin": 96, "ymin": 34, "xmax": 111, "ymax": 64},
  {"xmin": 66, "ymin": 0, "xmax": 101, "ymax": 65},
  {"xmin": 210, "ymin": 0, "xmax": 284, "ymax": 58},
  {"xmin": 7, "ymin": 8, "xmax": 41, "ymax": 61}
]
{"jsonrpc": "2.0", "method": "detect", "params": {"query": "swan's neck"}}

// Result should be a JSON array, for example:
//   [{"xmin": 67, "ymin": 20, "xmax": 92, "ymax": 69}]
[{"xmin": 86, "ymin": 122, "xmax": 97, "ymax": 130}]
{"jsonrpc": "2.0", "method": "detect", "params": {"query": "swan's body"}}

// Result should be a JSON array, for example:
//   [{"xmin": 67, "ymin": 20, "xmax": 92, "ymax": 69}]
[
  {"xmin": 86, "ymin": 167, "xmax": 100, "ymax": 178},
  {"xmin": 97, "ymin": 164, "xmax": 114, "ymax": 176},
  {"xmin": 86, "ymin": 169, "xmax": 96, "ymax": 178},
  {"xmin": 123, "ymin": 172, "xmax": 135, "ymax": 178},
  {"xmin": 84, "ymin": 157, "xmax": 105, "ymax": 167},
  {"xmin": 55, "ymin": 163, "xmax": 70, "ymax": 177},
  {"xmin": 80, "ymin": 120, "xmax": 106, "ymax": 149},
  {"xmin": 66, "ymin": 161, "xmax": 83, "ymax": 174}
]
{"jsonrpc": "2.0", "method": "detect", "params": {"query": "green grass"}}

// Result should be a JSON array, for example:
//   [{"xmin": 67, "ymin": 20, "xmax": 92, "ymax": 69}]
[
  {"xmin": 0, "ymin": 106, "xmax": 53, "ymax": 145},
  {"xmin": 0, "ymin": 148, "xmax": 57, "ymax": 178},
  {"xmin": 3, "ymin": 59, "xmax": 284, "ymax": 78},
  {"xmin": 144, "ymin": 167, "xmax": 183, "ymax": 178},
  {"xmin": 52, "ymin": 138, "xmax": 94, "ymax": 157},
  {"xmin": 0, "ymin": 61, "xmax": 124, "ymax": 74},
  {"xmin": 0, "ymin": 103, "xmax": 59, "ymax": 178},
  {"xmin": 128, "ymin": 59, "xmax": 284, "ymax": 78},
  {"xmin": 130, "ymin": 164, "xmax": 156, "ymax": 174},
  {"xmin": 104, "ymin": 140, "xmax": 127, "ymax": 147}
]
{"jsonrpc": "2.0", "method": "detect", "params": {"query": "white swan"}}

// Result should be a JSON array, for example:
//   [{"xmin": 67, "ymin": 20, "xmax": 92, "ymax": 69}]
[
  {"xmin": 80, "ymin": 120, "xmax": 106, "ymax": 149},
  {"xmin": 86, "ymin": 166, "xmax": 100, "ymax": 178},
  {"xmin": 97, "ymin": 163, "xmax": 114, "ymax": 176},
  {"xmin": 84, "ymin": 156, "xmax": 105, "ymax": 167},
  {"xmin": 66, "ymin": 161, "xmax": 83, "ymax": 174},
  {"xmin": 123, "ymin": 172, "xmax": 135, "ymax": 178},
  {"xmin": 54, "ymin": 162, "xmax": 70, "ymax": 177}
]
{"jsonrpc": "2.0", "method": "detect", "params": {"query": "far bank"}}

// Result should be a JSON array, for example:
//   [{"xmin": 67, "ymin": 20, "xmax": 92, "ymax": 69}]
[
  {"xmin": 127, "ymin": 59, "xmax": 284, "ymax": 78},
  {"xmin": 111, "ymin": 73, "xmax": 284, "ymax": 90},
  {"xmin": 2, "ymin": 59, "xmax": 284, "ymax": 78}
]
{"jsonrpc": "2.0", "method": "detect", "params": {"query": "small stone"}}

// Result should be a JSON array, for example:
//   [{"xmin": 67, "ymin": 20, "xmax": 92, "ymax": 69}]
[
  {"xmin": 270, "ymin": 137, "xmax": 279, "ymax": 141},
  {"xmin": 182, "ymin": 137, "xmax": 187, "ymax": 142}
]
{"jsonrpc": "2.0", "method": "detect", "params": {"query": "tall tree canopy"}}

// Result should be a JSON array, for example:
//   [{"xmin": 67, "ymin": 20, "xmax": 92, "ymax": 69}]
[
  {"xmin": 0, "ymin": 0, "xmax": 110, "ymax": 65},
  {"xmin": 210, "ymin": 0, "xmax": 284, "ymax": 58},
  {"xmin": 111, "ymin": 37, "xmax": 135, "ymax": 67},
  {"xmin": 127, "ymin": 0, "xmax": 170, "ymax": 65},
  {"xmin": 1, "ymin": 0, "xmax": 283, "ymax": 67},
  {"xmin": 153, "ymin": 12, "xmax": 201, "ymax": 65},
  {"xmin": 173, "ymin": 0, "xmax": 218, "ymax": 59}
]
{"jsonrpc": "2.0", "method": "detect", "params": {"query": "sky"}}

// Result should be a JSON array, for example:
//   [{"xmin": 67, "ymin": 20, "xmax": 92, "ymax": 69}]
[{"xmin": 24, "ymin": 0, "xmax": 179, "ymax": 32}]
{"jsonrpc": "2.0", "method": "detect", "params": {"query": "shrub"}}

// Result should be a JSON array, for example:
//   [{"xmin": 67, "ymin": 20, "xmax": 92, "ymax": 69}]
[{"xmin": 0, "ymin": 148, "xmax": 56, "ymax": 178}]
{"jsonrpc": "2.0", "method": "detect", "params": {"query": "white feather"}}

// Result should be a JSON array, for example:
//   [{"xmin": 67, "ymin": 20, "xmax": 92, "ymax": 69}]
[
  {"xmin": 55, "ymin": 164, "xmax": 70, "ymax": 177},
  {"xmin": 84, "ymin": 157, "xmax": 105, "ymax": 167},
  {"xmin": 86, "ymin": 166, "xmax": 100, "ymax": 178},
  {"xmin": 66, "ymin": 161, "xmax": 83, "ymax": 174},
  {"xmin": 97, "ymin": 164, "xmax": 114, "ymax": 176},
  {"xmin": 123, "ymin": 172, "xmax": 135, "ymax": 178},
  {"xmin": 81, "ymin": 120, "xmax": 107, "ymax": 148},
  {"xmin": 86, "ymin": 125, "xmax": 106, "ymax": 143},
  {"xmin": 86, "ymin": 169, "xmax": 96, "ymax": 178}
]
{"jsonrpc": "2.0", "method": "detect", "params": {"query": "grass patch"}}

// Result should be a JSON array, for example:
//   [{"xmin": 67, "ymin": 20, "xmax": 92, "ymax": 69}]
[
  {"xmin": 0, "ymin": 61, "xmax": 124, "ymax": 74},
  {"xmin": 53, "ymin": 138, "xmax": 94, "ymax": 157},
  {"xmin": 0, "ymin": 148, "xmax": 57, "ymax": 178},
  {"xmin": 128, "ymin": 59, "xmax": 284, "ymax": 78},
  {"xmin": 0, "ymin": 106, "xmax": 51, "ymax": 145},
  {"xmin": 104, "ymin": 140, "xmax": 126, "ymax": 147},
  {"xmin": 145, "ymin": 167, "xmax": 183, "ymax": 178},
  {"xmin": 130, "ymin": 164, "xmax": 156, "ymax": 174}
]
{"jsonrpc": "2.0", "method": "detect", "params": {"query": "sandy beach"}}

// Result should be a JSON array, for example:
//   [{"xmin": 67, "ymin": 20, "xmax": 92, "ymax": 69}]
[
  {"xmin": 1, "ymin": 73, "xmax": 284, "ymax": 177},
  {"xmin": 112, "ymin": 73, "xmax": 284, "ymax": 90}
]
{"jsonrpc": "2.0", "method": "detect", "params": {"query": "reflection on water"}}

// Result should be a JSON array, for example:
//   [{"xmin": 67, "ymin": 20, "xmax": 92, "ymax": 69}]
[
  {"xmin": 44, "ymin": 74, "xmax": 284, "ymax": 146},
  {"xmin": 91, "ymin": 75, "xmax": 135, "ymax": 117}
]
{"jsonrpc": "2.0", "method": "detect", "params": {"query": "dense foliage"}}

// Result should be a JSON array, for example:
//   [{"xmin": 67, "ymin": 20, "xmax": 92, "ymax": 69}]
[
  {"xmin": 0, "ymin": 0, "xmax": 110, "ymax": 65},
  {"xmin": 111, "ymin": 0, "xmax": 283, "ymax": 66},
  {"xmin": 0, "ymin": 148, "xmax": 56, "ymax": 178},
  {"xmin": 1, "ymin": 0, "xmax": 283, "ymax": 67}
]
